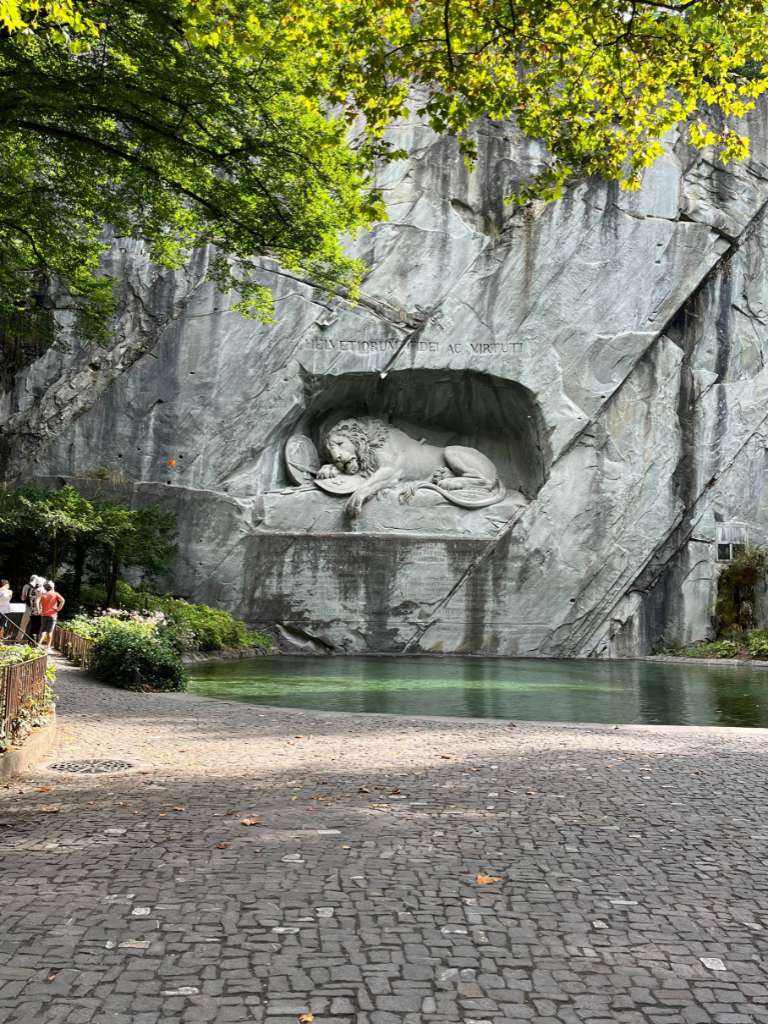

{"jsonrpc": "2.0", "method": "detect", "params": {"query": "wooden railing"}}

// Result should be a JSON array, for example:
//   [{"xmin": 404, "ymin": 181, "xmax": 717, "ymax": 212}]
[
  {"xmin": 54, "ymin": 627, "xmax": 93, "ymax": 668},
  {"xmin": 0, "ymin": 653, "xmax": 48, "ymax": 742}
]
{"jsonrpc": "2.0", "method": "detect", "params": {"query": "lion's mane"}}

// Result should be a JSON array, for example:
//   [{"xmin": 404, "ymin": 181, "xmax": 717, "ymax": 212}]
[{"xmin": 323, "ymin": 418, "xmax": 388, "ymax": 477}]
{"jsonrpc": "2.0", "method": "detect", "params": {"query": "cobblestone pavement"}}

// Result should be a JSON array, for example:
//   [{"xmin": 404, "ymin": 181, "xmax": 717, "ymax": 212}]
[{"xmin": 2, "ymin": 658, "xmax": 768, "ymax": 1024}]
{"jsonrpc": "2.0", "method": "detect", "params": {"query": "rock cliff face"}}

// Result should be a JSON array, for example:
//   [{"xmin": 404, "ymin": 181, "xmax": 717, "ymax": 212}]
[{"xmin": 5, "ymin": 106, "xmax": 768, "ymax": 656}]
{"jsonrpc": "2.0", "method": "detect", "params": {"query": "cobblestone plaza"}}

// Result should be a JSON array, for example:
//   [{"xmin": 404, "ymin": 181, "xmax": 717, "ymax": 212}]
[{"xmin": 2, "ymin": 659, "xmax": 768, "ymax": 1024}]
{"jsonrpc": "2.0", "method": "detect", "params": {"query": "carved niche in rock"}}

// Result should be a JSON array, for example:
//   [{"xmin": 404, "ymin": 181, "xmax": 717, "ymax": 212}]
[{"xmin": 284, "ymin": 417, "xmax": 514, "ymax": 519}]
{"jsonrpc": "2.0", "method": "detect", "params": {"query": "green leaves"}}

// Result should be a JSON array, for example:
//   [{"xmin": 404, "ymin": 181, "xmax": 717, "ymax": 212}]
[
  {"xmin": 0, "ymin": 0, "xmax": 381, "ymax": 335},
  {"xmin": 0, "ymin": 484, "xmax": 176, "ymax": 595},
  {"xmin": 295, "ymin": 0, "xmax": 768, "ymax": 196},
  {"xmin": 2, "ymin": 0, "xmax": 767, "ymax": 335}
]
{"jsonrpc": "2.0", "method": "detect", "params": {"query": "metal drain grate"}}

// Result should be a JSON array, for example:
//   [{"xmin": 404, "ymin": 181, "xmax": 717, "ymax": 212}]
[{"xmin": 49, "ymin": 759, "xmax": 134, "ymax": 774}]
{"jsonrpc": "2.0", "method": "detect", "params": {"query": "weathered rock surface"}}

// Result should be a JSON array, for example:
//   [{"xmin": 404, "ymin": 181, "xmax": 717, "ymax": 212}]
[{"xmin": 6, "ymin": 106, "xmax": 768, "ymax": 655}]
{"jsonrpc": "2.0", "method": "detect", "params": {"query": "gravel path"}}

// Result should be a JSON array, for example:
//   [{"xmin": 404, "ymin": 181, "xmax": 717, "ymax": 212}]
[{"xmin": 2, "ymin": 657, "xmax": 768, "ymax": 1024}]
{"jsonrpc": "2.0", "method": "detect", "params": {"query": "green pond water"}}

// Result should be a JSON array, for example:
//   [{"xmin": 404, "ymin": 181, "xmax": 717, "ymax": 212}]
[{"xmin": 186, "ymin": 656, "xmax": 768, "ymax": 728}]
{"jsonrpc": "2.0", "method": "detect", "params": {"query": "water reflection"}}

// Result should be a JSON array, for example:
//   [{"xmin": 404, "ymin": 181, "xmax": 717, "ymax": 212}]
[{"xmin": 186, "ymin": 656, "xmax": 768, "ymax": 728}]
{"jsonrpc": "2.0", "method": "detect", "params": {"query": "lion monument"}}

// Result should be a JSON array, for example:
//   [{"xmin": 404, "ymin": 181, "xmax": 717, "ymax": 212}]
[{"xmin": 315, "ymin": 417, "xmax": 506, "ymax": 518}]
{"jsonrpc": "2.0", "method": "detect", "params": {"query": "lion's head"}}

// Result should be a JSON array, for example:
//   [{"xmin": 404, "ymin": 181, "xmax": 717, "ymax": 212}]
[{"xmin": 322, "ymin": 418, "xmax": 388, "ymax": 477}]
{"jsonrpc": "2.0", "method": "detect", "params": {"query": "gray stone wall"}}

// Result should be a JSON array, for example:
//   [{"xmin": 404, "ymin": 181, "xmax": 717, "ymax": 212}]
[{"xmin": 6, "ymin": 104, "xmax": 768, "ymax": 655}]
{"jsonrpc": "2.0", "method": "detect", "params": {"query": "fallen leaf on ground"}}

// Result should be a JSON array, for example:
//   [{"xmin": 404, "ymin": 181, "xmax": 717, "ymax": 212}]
[
  {"xmin": 298, "ymin": 1014, "xmax": 314, "ymax": 1023},
  {"xmin": 34, "ymin": 785, "xmax": 51, "ymax": 793},
  {"xmin": 172, "ymin": 807, "xmax": 185, "ymax": 812},
  {"xmin": 390, "ymin": 788, "xmax": 401, "ymax": 795},
  {"xmin": 215, "ymin": 842, "xmax": 230, "ymax": 849},
  {"xmin": 240, "ymin": 817, "xmax": 262, "ymax": 826},
  {"xmin": 476, "ymin": 874, "xmax": 503, "ymax": 885},
  {"xmin": 439, "ymin": 754, "xmax": 451, "ymax": 760},
  {"xmin": 357, "ymin": 786, "xmax": 370, "ymax": 794},
  {"xmin": 39, "ymin": 805, "xmax": 60, "ymax": 814}
]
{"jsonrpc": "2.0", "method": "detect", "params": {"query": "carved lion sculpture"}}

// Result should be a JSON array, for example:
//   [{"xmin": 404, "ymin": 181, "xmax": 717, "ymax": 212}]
[{"xmin": 317, "ymin": 418, "xmax": 506, "ymax": 518}]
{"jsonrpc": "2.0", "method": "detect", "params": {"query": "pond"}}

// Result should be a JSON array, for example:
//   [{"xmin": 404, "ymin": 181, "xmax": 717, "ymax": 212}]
[{"xmin": 186, "ymin": 655, "xmax": 768, "ymax": 728}]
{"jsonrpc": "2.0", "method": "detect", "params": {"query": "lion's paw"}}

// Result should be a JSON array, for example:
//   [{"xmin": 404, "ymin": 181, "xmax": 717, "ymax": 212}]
[
  {"xmin": 317, "ymin": 464, "xmax": 340, "ymax": 479},
  {"xmin": 344, "ymin": 492, "xmax": 364, "ymax": 517}
]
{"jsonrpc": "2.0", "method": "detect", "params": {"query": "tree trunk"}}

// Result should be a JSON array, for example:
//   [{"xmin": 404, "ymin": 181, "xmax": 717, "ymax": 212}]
[
  {"xmin": 72, "ymin": 543, "xmax": 86, "ymax": 603},
  {"xmin": 105, "ymin": 551, "xmax": 120, "ymax": 608}
]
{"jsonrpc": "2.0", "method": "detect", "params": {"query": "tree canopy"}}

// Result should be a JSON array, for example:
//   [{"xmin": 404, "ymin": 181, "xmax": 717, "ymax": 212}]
[
  {"xmin": 0, "ymin": 0, "xmax": 381, "ymax": 334},
  {"xmin": 0, "ymin": 484, "xmax": 176, "ymax": 604},
  {"xmin": 300, "ymin": 0, "xmax": 768, "ymax": 200},
  {"xmin": 1, "ymin": 0, "xmax": 767, "ymax": 333}
]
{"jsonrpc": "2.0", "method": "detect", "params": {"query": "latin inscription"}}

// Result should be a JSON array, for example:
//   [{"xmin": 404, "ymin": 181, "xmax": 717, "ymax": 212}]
[{"xmin": 300, "ymin": 337, "xmax": 524, "ymax": 355}]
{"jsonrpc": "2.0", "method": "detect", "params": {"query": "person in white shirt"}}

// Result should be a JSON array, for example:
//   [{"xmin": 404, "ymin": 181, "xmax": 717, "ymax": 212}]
[
  {"xmin": 17, "ymin": 575, "xmax": 42, "ymax": 643},
  {"xmin": 0, "ymin": 579, "xmax": 11, "ymax": 640}
]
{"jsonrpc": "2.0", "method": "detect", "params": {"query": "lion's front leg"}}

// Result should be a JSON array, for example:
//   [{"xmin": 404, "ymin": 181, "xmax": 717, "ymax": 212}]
[
  {"xmin": 317, "ymin": 463, "xmax": 341, "ymax": 479},
  {"xmin": 344, "ymin": 465, "xmax": 402, "ymax": 518}
]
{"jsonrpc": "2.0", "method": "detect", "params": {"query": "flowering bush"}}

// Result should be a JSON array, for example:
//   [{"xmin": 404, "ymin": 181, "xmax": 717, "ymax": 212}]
[
  {"xmin": 89, "ymin": 619, "xmax": 186, "ymax": 692},
  {"xmin": 115, "ymin": 582, "xmax": 271, "ymax": 652}
]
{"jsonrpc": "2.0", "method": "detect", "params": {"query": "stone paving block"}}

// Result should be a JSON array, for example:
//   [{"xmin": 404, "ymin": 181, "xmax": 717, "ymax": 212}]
[{"xmin": 2, "ymin": 659, "xmax": 768, "ymax": 1024}]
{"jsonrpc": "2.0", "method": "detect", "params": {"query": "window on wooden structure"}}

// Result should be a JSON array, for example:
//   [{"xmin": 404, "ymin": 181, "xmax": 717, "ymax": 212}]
[{"xmin": 716, "ymin": 524, "xmax": 749, "ymax": 562}]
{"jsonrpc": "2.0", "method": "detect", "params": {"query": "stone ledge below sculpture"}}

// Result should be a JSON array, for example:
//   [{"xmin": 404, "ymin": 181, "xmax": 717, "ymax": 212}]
[{"xmin": 261, "ymin": 479, "xmax": 527, "ymax": 537}]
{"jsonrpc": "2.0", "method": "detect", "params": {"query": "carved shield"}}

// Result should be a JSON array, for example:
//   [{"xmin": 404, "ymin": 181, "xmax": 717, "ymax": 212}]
[{"xmin": 284, "ymin": 435, "xmax": 321, "ymax": 485}]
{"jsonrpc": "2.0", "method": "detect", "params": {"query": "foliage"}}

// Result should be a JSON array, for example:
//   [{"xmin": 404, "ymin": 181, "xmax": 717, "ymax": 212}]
[
  {"xmin": 747, "ymin": 629, "xmax": 768, "ymax": 659},
  {"xmin": 66, "ymin": 583, "xmax": 271, "ymax": 655},
  {"xmin": 78, "ymin": 583, "xmax": 107, "ymax": 608},
  {"xmin": 682, "ymin": 639, "xmax": 741, "ymax": 660},
  {"xmin": 0, "ymin": 0, "xmax": 380, "ymax": 336},
  {"xmin": 2, "ymin": 2, "xmax": 768, "ymax": 330},
  {"xmin": 297, "ymin": 0, "xmax": 768, "ymax": 202},
  {"xmin": 116, "ymin": 581, "xmax": 271, "ymax": 652},
  {"xmin": 90, "ymin": 619, "xmax": 186, "ymax": 692},
  {"xmin": 715, "ymin": 546, "xmax": 768, "ymax": 636},
  {"xmin": 0, "ymin": 648, "xmax": 55, "ymax": 752},
  {"xmin": 62, "ymin": 614, "xmax": 101, "ymax": 641},
  {"xmin": 0, "ymin": 484, "xmax": 175, "ymax": 601},
  {"xmin": 0, "ymin": 643, "xmax": 46, "ymax": 667}
]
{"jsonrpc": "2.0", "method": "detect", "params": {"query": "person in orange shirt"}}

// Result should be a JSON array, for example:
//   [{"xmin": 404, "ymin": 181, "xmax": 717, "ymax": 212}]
[{"xmin": 38, "ymin": 581, "xmax": 65, "ymax": 653}]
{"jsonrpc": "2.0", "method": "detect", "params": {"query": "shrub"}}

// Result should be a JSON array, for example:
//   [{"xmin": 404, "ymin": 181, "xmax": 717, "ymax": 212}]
[
  {"xmin": 716, "ymin": 546, "xmax": 768, "ymax": 634},
  {"xmin": 0, "ymin": 644, "xmax": 44, "ymax": 668},
  {"xmin": 78, "ymin": 583, "xmax": 107, "ymax": 610},
  {"xmin": 115, "ymin": 582, "xmax": 271, "ymax": 652},
  {"xmin": 747, "ymin": 630, "xmax": 768, "ymax": 659},
  {"xmin": 90, "ymin": 620, "xmax": 186, "ymax": 692},
  {"xmin": 64, "ymin": 614, "xmax": 101, "ymax": 641},
  {"xmin": 682, "ymin": 640, "xmax": 740, "ymax": 659},
  {"xmin": 0, "ymin": 648, "xmax": 55, "ymax": 752}
]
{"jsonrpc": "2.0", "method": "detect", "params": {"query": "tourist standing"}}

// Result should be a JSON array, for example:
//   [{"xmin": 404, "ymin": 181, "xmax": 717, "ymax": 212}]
[
  {"xmin": 38, "ymin": 581, "xmax": 65, "ymax": 651},
  {"xmin": 0, "ymin": 579, "xmax": 11, "ymax": 640},
  {"xmin": 38, "ymin": 581, "xmax": 65, "ymax": 653},
  {"xmin": 17, "ymin": 575, "xmax": 43, "ymax": 643}
]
